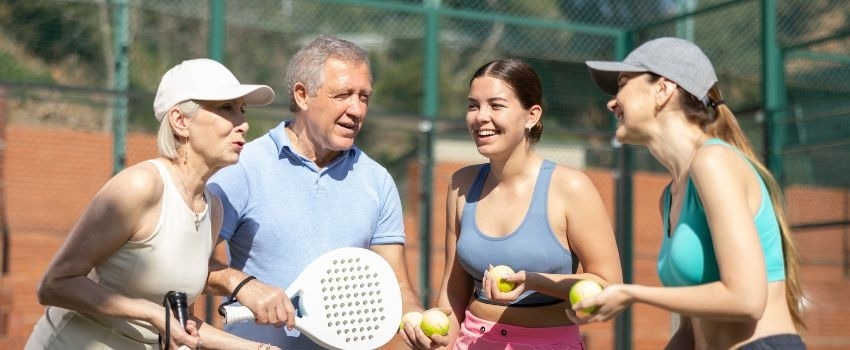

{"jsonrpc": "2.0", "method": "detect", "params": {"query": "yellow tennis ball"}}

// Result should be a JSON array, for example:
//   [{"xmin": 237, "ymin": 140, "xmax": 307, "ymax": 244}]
[
  {"xmin": 569, "ymin": 279, "xmax": 603, "ymax": 314},
  {"xmin": 399, "ymin": 311, "xmax": 423, "ymax": 331},
  {"xmin": 490, "ymin": 265, "xmax": 516, "ymax": 292},
  {"xmin": 420, "ymin": 309, "xmax": 449, "ymax": 337}
]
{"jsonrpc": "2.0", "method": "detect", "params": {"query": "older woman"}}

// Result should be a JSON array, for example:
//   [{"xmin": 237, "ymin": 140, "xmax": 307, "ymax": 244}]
[{"xmin": 26, "ymin": 59, "xmax": 280, "ymax": 350}]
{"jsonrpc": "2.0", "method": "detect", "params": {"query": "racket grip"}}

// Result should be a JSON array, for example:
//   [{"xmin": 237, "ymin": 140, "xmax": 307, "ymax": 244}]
[
  {"xmin": 220, "ymin": 305, "xmax": 256, "ymax": 324},
  {"xmin": 166, "ymin": 291, "xmax": 189, "ymax": 330}
]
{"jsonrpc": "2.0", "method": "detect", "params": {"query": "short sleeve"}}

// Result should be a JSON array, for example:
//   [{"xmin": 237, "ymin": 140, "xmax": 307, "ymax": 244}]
[
  {"xmin": 207, "ymin": 163, "xmax": 249, "ymax": 241},
  {"xmin": 371, "ymin": 171, "xmax": 405, "ymax": 246}
]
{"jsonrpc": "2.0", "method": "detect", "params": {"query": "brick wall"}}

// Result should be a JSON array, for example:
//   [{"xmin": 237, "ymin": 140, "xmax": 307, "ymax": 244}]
[{"xmin": 0, "ymin": 126, "xmax": 848, "ymax": 349}]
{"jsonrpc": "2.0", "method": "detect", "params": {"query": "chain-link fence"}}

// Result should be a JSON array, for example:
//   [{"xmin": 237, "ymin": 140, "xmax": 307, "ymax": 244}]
[
  {"xmin": 3, "ymin": 0, "xmax": 848, "ymax": 182},
  {"xmin": 1, "ymin": 0, "xmax": 849, "ymax": 348}
]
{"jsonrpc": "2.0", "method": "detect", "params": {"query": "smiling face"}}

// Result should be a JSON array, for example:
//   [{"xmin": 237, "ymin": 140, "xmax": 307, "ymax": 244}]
[
  {"xmin": 189, "ymin": 98, "xmax": 250, "ymax": 171},
  {"xmin": 606, "ymin": 72, "xmax": 658, "ymax": 145},
  {"xmin": 466, "ymin": 76, "xmax": 540, "ymax": 160},
  {"xmin": 295, "ymin": 57, "xmax": 372, "ymax": 165}
]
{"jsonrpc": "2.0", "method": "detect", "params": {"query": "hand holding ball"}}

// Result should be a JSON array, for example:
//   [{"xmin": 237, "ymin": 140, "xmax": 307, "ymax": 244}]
[
  {"xmin": 490, "ymin": 265, "xmax": 516, "ymax": 293},
  {"xmin": 400, "ymin": 309, "xmax": 449, "ymax": 337},
  {"xmin": 399, "ymin": 311, "xmax": 423, "ymax": 331},
  {"xmin": 420, "ymin": 309, "xmax": 450, "ymax": 337},
  {"xmin": 569, "ymin": 280, "xmax": 603, "ymax": 314}
]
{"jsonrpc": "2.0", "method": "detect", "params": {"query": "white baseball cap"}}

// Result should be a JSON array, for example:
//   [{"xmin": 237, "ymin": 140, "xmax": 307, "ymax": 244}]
[{"xmin": 153, "ymin": 58, "xmax": 275, "ymax": 121}]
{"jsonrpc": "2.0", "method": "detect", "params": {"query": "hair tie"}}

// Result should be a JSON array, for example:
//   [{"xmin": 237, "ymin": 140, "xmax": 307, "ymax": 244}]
[
  {"xmin": 709, "ymin": 99, "xmax": 726, "ymax": 109},
  {"xmin": 218, "ymin": 275, "xmax": 257, "ymax": 316}
]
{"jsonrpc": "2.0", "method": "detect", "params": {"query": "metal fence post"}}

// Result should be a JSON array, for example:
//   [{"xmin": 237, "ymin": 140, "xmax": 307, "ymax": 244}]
[
  {"xmin": 206, "ymin": 0, "xmax": 227, "ymax": 324},
  {"xmin": 419, "ymin": 0, "xmax": 440, "ymax": 308},
  {"xmin": 613, "ymin": 31, "xmax": 634, "ymax": 350},
  {"xmin": 111, "ymin": 0, "xmax": 129, "ymax": 175},
  {"xmin": 762, "ymin": 0, "xmax": 786, "ymax": 181}
]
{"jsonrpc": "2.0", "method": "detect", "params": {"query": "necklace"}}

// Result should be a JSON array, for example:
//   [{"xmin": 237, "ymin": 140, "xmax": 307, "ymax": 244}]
[
  {"xmin": 670, "ymin": 136, "xmax": 706, "ymax": 197},
  {"xmin": 175, "ymin": 163, "xmax": 203, "ymax": 232}
]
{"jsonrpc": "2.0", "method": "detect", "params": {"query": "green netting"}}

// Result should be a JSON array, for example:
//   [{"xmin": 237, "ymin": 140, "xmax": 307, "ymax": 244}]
[{"xmin": 1, "ymin": 0, "xmax": 848, "ymax": 194}]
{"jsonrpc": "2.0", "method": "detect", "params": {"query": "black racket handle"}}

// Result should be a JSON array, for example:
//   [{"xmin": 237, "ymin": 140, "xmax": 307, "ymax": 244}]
[{"xmin": 167, "ymin": 291, "xmax": 189, "ymax": 330}]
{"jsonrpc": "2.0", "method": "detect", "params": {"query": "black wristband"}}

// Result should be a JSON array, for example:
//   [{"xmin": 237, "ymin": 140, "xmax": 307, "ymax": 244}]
[{"xmin": 231, "ymin": 275, "xmax": 257, "ymax": 300}]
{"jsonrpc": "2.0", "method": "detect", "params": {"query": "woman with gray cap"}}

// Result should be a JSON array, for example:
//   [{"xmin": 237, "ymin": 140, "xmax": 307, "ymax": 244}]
[
  {"xmin": 568, "ymin": 37, "xmax": 806, "ymax": 349},
  {"xmin": 25, "ymin": 59, "xmax": 281, "ymax": 350}
]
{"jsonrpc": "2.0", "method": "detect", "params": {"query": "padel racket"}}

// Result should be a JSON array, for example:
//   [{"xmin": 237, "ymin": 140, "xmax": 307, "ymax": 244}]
[{"xmin": 220, "ymin": 247, "xmax": 403, "ymax": 350}]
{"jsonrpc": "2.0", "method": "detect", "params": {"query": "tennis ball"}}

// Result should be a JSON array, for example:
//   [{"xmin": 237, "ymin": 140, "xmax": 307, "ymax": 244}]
[
  {"xmin": 399, "ymin": 311, "xmax": 423, "ymax": 331},
  {"xmin": 420, "ymin": 309, "xmax": 449, "ymax": 337},
  {"xmin": 569, "ymin": 280, "xmax": 603, "ymax": 314},
  {"xmin": 490, "ymin": 265, "xmax": 516, "ymax": 292}
]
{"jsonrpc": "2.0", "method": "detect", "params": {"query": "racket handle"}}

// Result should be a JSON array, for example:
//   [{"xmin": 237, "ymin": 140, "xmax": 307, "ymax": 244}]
[
  {"xmin": 220, "ymin": 305, "xmax": 256, "ymax": 324},
  {"xmin": 166, "ymin": 291, "xmax": 189, "ymax": 330}
]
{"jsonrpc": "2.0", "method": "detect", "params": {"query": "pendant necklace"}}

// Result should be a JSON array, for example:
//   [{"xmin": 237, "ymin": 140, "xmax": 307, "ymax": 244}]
[{"xmin": 177, "ymin": 163, "xmax": 203, "ymax": 232}]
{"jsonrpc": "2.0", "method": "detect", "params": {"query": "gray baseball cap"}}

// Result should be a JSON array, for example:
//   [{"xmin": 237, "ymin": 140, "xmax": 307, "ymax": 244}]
[{"xmin": 585, "ymin": 37, "xmax": 717, "ymax": 106}]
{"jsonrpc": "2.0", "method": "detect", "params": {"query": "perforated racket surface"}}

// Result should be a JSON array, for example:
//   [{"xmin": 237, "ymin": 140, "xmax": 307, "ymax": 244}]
[{"xmin": 220, "ymin": 247, "xmax": 403, "ymax": 349}]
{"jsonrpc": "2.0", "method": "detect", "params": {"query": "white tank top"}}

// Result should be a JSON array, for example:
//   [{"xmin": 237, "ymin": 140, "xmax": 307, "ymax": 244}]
[{"xmin": 45, "ymin": 159, "xmax": 213, "ymax": 344}]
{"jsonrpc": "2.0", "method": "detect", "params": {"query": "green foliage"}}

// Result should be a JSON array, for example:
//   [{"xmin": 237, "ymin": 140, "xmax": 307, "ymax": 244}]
[
  {"xmin": 2, "ymin": 1, "xmax": 103, "ymax": 66},
  {"xmin": 372, "ymin": 38, "xmax": 424, "ymax": 113},
  {"xmin": 0, "ymin": 51, "xmax": 53, "ymax": 83}
]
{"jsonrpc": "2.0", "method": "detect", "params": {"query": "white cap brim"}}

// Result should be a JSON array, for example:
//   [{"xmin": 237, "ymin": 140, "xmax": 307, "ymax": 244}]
[{"xmin": 191, "ymin": 84, "xmax": 275, "ymax": 106}]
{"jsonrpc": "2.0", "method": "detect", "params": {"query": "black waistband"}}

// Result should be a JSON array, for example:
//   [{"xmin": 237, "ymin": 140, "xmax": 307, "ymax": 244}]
[{"xmin": 474, "ymin": 295, "xmax": 566, "ymax": 308}]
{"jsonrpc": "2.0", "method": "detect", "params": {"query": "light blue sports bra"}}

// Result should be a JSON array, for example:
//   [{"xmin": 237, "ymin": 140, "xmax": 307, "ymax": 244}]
[
  {"xmin": 657, "ymin": 139, "xmax": 786, "ymax": 287},
  {"xmin": 457, "ymin": 160, "xmax": 577, "ymax": 306}
]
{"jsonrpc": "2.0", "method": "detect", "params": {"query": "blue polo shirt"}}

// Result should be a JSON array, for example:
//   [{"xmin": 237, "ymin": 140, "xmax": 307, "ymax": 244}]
[{"xmin": 207, "ymin": 120, "xmax": 406, "ymax": 348}]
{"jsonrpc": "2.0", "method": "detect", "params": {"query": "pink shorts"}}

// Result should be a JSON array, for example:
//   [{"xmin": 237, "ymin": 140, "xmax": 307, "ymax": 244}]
[{"xmin": 453, "ymin": 310, "xmax": 584, "ymax": 350}]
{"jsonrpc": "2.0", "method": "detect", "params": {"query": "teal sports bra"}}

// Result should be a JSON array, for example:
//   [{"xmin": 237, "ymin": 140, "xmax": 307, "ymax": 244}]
[{"xmin": 657, "ymin": 139, "xmax": 786, "ymax": 287}]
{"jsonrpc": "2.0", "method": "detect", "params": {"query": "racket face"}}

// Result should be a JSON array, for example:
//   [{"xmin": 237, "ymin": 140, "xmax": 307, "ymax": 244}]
[{"xmin": 290, "ymin": 247, "xmax": 402, "ymax": 350}]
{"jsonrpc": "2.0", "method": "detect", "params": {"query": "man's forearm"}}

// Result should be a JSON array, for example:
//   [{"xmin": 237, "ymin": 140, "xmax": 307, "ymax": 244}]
[
  {"xmin": 206, "ymin": 257, "xmax": 251, "ymax": 296},
  {"xmin": 371, "ymin": 244, "xmax": 425, "ymax": 312}
]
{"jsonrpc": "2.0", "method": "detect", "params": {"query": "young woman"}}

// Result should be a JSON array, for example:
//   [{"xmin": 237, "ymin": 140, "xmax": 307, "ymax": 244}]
[
  {"xmin": 571, "ymin": 37, "xmax": 806, "ymax": 349},
  {"xmin": 428, "ymin": 58, "xmax": 622, "ymax": 349}
]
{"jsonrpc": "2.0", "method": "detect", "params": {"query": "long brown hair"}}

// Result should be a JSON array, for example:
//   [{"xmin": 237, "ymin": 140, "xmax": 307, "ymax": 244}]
[{"xmin": 675, "ymin": 81, "xmax": 806, "ymax": 329}]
